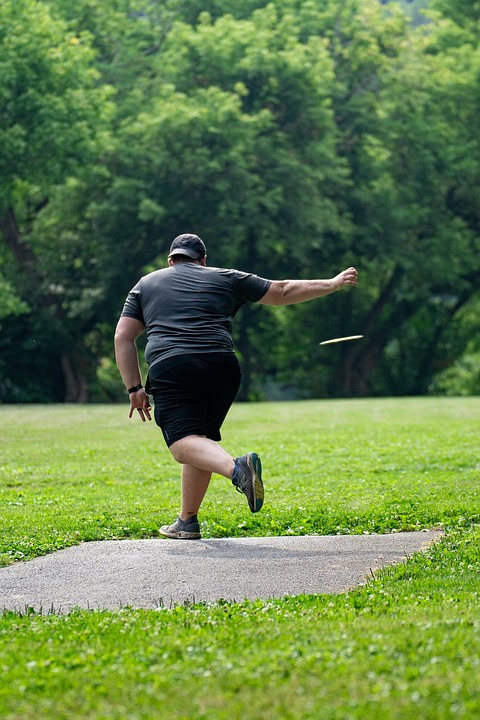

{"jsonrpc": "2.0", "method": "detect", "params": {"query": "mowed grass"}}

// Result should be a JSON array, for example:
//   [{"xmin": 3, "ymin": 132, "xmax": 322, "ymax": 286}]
[
  {"xmin": 1, "ymin": 398, "xmax": 479, "ymax": 564},
  {"xmin": 1, "ymin": 398, "xmax": 479, "ymax": 719}
]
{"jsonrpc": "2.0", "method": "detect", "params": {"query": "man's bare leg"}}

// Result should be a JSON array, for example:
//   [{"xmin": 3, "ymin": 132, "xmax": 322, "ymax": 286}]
[
  {"xmin": 169, "ymin": 435, "xmax": 235, "ymax": 479},
  {"xmin": 165, "ymin": 435, "xmax": 263, "ymax": 529},
  {"xmin": 180, "ymin": 464, "xmax": 212, "ymax": 521}
]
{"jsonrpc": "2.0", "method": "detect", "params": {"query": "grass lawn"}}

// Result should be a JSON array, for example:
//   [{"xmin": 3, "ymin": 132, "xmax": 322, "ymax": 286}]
[{"xmin": 0, "ymin": 397, "xmax": 479, "ymax": 718}]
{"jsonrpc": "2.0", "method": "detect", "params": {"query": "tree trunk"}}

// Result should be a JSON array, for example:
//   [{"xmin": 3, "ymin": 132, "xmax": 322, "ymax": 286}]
[
  {"xmin": 339, "ymin": 338, "xmax": 385, "ymax": 396},
  {"xmin": 1, "ymin": 206, "xmax": 38, "ymax": 277},
  {"xmin": 235, "ymin": 228, "xmax": 259, "ymax": 401},
  {"xmin": 61, "ymin": 351, "xmax": 89, "ymax": 403},
  {"xmin": 235, "ymin": 305, "xmax": 254, "ymax": 401},
  {"xmin": 336, "ymin": 266, "xmax": 404, "ymax": 395},
  {"xmin": 411, "ymin": 293, "xmax": 472, "ymax": 395},
  {"xmin": 2, "ymin": 205, "xmax": 91, "ymax": 403}
]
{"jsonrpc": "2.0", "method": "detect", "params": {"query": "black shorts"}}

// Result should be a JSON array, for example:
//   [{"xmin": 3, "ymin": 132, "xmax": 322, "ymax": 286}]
[{"xmin": 146, "ymin": 353, "xmax": 242, "ymax": 447}]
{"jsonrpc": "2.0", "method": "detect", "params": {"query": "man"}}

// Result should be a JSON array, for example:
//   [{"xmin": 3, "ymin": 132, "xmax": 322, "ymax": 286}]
[{"xmin": 114, "ymin": 233, "xmax": 358, "ymax": 539}]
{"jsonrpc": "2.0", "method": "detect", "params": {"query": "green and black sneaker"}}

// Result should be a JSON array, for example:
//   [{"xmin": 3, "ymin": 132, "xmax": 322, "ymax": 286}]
[{"xmin": 232, "ymin": 452, "xmax": 264, "ymax": 513}]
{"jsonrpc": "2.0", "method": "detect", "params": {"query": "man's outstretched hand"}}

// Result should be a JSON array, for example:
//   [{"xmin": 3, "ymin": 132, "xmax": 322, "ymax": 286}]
[{"xmin": 331, "ymin": 267, "xmax": 358, "ymax": 291}]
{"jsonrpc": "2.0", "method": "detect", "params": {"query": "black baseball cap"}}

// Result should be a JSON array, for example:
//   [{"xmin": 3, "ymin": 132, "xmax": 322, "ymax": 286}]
[{"xmin": 168, "ymin": 233, "xmax": 207, "ymax": 259}]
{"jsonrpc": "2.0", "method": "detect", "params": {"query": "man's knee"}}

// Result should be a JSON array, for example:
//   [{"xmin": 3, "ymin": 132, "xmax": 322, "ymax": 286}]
[
  {"xmin": 169, "ymin": 438, "xmax": 186, "ymax": 463},
  {"xmin": 169, "ymin": 435, "xmax": 206, "ymax": 464},
  {"xmin": 169, "ymin": 435, "xmax": 200, "ymax": 463}
]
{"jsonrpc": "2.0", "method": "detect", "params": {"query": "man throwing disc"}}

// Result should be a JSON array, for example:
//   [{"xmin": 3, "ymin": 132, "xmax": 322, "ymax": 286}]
[{"xmin": 114, "ymin": 233, "xmax": 358, "ymax": 539}]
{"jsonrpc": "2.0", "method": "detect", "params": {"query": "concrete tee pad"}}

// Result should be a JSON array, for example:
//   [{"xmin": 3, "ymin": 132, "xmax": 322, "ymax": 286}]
[{"xmin": 0, "ymin": 531, "xmax": 441, "ymax": 613}]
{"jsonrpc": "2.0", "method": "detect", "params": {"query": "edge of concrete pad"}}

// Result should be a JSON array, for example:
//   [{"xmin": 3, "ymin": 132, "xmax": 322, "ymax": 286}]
[{"xmin": 0, "ymin": 530, "xmax": 443, "ymax": 614}]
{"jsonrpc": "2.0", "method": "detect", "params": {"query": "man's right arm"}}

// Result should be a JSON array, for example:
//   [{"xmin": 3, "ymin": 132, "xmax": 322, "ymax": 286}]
[
  {"xmin": 257, "ymin": 267, "xmax": 358, "ymax": 306},
  {"xmin": 114, "ymin": 316, "xmax": 151, "ymax": 421}
]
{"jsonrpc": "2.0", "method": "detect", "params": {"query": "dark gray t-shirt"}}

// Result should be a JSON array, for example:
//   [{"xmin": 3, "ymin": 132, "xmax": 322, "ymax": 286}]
[{"xmin": 121, "ymin": 262, "xmax": 271, "ymax": 368}]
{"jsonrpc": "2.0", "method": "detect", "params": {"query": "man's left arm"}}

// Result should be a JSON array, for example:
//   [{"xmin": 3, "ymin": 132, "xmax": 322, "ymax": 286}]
[
  {"xmin": 257, "ymin": 267, "xmax": 358, "ymax": 306},
  {"xmin": 114, "ymin": 316, "xmax": 152, "ymax": 422}
]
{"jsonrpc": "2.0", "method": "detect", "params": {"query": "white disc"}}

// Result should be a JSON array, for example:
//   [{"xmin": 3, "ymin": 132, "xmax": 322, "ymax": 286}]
[{"xmin": 319, "ymin": 335, "xmax": 363, "ymax": 345}]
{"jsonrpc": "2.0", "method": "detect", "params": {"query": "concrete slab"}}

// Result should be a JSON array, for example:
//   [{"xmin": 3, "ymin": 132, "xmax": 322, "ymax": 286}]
[{"xmin": 0, "ymin": 531, "xmax": 441, "ymax": 613}]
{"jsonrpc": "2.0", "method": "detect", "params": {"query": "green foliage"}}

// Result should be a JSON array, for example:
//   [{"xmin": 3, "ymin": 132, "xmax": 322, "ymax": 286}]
[
  {"xmin": 0, "ymin": 274, "xmax": 28, "ymax": 319},
  {"xmin": 0, "ymin": 0, "xmax": 114, "ymax": 401},
  {"xmin": 0, "ymin": 0, "xmax": 111, "ymax": 209},
  {"xmin": 383, "ymin": 0, "xmax": 432, "ymax": 26},
  {"xmin": 429, "ymin": 296, "xmax": 480, "ymax": 396},
  {"xmin": 0, "ymin": 0, "xmax": 479, "ymax": 401},
  {"xmin": 108, "ymin": 6, "xmax": 348, "ymax": 277},
  {"xmin": 431, "ymin": 0, "xmax": 480, "ymax": 29},
  {"xmin": 432, "ymin": 353, "xmax": 480, "ymax": 396}
]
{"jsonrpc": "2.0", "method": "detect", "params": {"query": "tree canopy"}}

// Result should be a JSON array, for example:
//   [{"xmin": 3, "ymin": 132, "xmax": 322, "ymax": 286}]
[{"xmin": 0, "ymin": 0, "xmax": 479, "ymax": 401}]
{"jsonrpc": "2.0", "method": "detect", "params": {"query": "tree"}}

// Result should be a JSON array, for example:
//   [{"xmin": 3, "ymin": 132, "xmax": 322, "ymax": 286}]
[
  {"xmin": 70, "ymin": 5, "xmax": 352, "ymax": 399},
  {"xmin": 0, "ymin": 0, "xmax": 112, "ymax": 400},
  {"xmin": 261, "ymin": 0, "xmax": 480, "ymax": 397},
  {"xmin": 2, "ymin": 0, "xmax": 478, "ymax": 401},
  {"xmin": 382, "ymin": 0, "xmax": 432, "ymax": 26},
  {"xmin": 430, "ymin": 0, "xmax": 480, "ymax": 28}
]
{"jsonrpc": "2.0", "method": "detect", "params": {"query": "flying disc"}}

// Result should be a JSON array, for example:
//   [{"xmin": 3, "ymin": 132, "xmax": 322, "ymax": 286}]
[{"xmin": 319, "ymin": 335, "xmax": 363, "ymax": 345}]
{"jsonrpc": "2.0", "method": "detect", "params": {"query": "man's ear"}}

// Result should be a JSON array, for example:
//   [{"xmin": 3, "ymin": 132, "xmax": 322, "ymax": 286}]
[{"xmin": 200, "ymin": 256, "xmax": 207, "ymax": 266}]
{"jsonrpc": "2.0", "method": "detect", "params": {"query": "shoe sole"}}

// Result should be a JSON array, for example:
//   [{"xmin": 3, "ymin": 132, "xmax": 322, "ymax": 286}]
[
  {"xmin": 248, "ymin": 452, "xmax": 264, "ymax": 513},
  {"xmin": 159, "ymin": 526, "xmax": 201, "ymax": 540}
]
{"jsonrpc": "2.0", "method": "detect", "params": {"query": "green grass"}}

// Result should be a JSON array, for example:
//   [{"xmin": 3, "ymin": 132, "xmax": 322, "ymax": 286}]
[
  {"xmin": 1, "ymin": 398, "xmax": 479, "ymax": 565},
  {"xmin": 0, "ymin": 398, "xmax": 479, "ymax": 719}
]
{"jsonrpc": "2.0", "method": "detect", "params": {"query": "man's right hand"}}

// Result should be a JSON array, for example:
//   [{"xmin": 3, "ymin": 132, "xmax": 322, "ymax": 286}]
[{"xmin": 128, "ymin": 389, "xmax": 152, "ymax": 422}]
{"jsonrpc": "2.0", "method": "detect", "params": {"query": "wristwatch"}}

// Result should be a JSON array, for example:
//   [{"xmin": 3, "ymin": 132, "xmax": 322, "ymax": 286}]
[{"xmin": 128, "ymin": 384, "xmax": 143, "ymax": 394}]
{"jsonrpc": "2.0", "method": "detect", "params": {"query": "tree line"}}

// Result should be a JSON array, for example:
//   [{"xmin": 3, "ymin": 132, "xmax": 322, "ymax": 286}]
[{"xmin": 1, "ymin": 0, "xmax": 479, "ymax": 402}]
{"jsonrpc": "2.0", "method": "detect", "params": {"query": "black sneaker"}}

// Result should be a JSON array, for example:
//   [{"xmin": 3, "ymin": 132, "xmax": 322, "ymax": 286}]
[
  {"xmin": 159, "ymin": 516, "xmax": 201, "ymax": 540},
  {"xmin": 232, "ymin": 452, "xmax": 264, "ymax": 513}
]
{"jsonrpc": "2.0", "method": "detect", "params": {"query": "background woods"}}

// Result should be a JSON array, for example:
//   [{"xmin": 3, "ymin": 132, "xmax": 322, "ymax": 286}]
[{"xmin": 1, "ymin": 0, "xmax": 479, "ymax": 402}]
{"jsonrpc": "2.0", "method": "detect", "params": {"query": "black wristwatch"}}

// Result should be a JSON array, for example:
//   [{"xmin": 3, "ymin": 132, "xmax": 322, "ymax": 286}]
[{"xmin": 128, "ymin": 384, "xmax": 143, "ymax": 394}]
